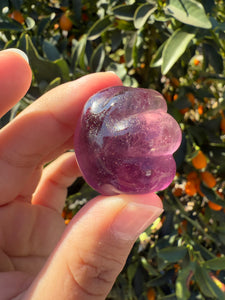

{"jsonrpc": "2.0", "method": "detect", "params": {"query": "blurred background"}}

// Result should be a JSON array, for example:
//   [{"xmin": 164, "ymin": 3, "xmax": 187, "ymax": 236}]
[{"xmin": 1, "ymin": 0, "xmax": 225, "ymax": 299}]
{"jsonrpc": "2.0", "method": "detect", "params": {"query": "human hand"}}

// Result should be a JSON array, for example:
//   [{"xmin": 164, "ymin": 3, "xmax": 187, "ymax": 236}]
[{"xmin": 0, "ymin": 49, "xmax": 163, "ymax": 300}]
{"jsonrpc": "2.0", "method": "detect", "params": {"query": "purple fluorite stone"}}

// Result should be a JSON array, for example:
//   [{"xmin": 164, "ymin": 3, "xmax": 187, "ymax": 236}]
[{"xmin": 74, "ymin": 86, "xmax": 182, "ymax": 195}]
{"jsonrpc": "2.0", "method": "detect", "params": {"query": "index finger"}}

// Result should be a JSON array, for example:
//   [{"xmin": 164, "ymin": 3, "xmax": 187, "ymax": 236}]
[{"xmin": 0, "ymin": 72, "xmax": 123, "ymax": 205}]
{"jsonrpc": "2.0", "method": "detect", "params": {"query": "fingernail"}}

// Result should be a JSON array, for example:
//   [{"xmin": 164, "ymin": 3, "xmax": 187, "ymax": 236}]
[
  {"xmin": 4, "ymin": 48, "xmax": 29, "ymax": 64},
  {"xmin": 111, "ymin": 199, "xmax": 163, "ymax": 241},
  {"xmin": 106, "ymin": 71, "xmax": 116, "ymax": 75}
]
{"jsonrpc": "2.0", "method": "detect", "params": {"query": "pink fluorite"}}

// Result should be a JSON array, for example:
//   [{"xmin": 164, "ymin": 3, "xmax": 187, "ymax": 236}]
[{"xmin": 74, "ymin": 86, "xmax": 182, "ymax": 195}]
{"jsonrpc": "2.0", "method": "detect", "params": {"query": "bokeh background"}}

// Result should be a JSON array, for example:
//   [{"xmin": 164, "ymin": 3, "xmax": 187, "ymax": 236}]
[{"xmin": 1, "ymin": 0, "xmax": 225, "ymax": 299}]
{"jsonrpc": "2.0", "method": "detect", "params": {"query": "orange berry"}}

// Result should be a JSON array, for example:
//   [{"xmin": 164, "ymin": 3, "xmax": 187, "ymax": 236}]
[
  {"xmin": 198, "ymin": 105, "xmax": 204, "ymax": 115},
  {"xmin": 221, "ymin": 117, "xmax": 225, "ymax": 133},
  {"xmin": 59, "ymin": 13, "xmax": 73, "ymax": 31},
  {"xmin": 174, "ymin": 263, "xmax": 181, "ymax": 272},
  {"xmin": 147, "ymin": 288, "xmax": 156, "ymax": 300},
  {"xmin": 194, "ymin": 58, "xmax": 200, "ymax": 66},
  {"xmin": 173, "ymin": 93, "xmax": 178, "ymax": 101},
  {"xmin": 82, "ymin": 13, "xmax": 89, "ymax": 22},
  {"xmin": 164, "ymin": 92, "xmax": 172, "ymax": 102},
  {"xmin": 178, "ymin": 220, "xmax": 187, "ymax": 235},
  {"xmin": 180, "ymin": 107, "xmax": 189, "ymax": 114},
  {"xmin": 208, "ymin": 201, "xmax": 223, "ymax": 211},
  {"xmin": 68, "ymin": 34, "xmax": 76, "ymax": 45},
  {"xmin": 54, "ymin": 23, "xmax": 59, "ymax": 30},
  {"xmin": 187, "ymin": 93, "xmax": 195, "ymax": 105},
  {"xmin": 66, "ymin": 211, "xmax": 73, "ymax": 220},
  {"xmin": 119, "ymin": 55, "xmax": 125, "ymax": 63},
  {"xmin": 65, "ymin": 219, "xmax": 71, "ymax": 225},
  {"xmin": 61, "ymin": 210, "xmax": 66, "ymax": 219},
  {"xmin": 187, "ymin": 171, "xmax": 198, "ymax": 181},
  {"xmin": 192, "ymin": 151, "xmax": 207, "ymax": 169},
  {"xmin": 60, "ymin": 6, "xmax": 68, "ymax": 12},
  {"xmin": 171, "ymin": 77, "xmax": 180, "ymax": 88},
  {"xmin": 185, "ymin": 180, "xmax": 197, "ymax": 196},
  {"xmin": 9, "ymin": 10, "xmax": 25, "ymax": 24},
  {"xmin": 180, "ymin": 107, "xmax": 189, "ymax": 115},
  {"xmin": 173, "ymin": 187, "xmax": 183, "ymax": 197},
  {"xmin": 186, "ymin": 172, "xmax": 204, "ymax": 196},
  {"xmin": 217, "ymin": 190, "xmax": 224, "ymax": 199},
  {"xmin": 200, "ymin": 171, "xmax": 216, "ymax": 188}
]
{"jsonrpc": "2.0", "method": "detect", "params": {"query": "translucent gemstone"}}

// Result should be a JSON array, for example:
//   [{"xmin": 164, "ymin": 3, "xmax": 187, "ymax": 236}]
[{"xmin": 74, "ymin": 86, "xmax": 182, "ymax": 195}]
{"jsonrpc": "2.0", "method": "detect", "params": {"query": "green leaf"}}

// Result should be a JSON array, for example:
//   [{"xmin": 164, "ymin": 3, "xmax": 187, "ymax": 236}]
[
  {"xmin": 42, "ymin": 40, "xmax": 61, "ymax": 61},
  {"xmin": 0, "ymin": 21, "xmax": 23, "ymax": 31},
  {"xmin": 204, "ymin": 256, "xmax": 225, "ymax": 271},
  {"xmin": 90, "ymin": 43, "xmax": 105, "ymax": 72},
  {"xmin": 71, "ymin": 0, "xmax": 82, "ymax": 22},
  {"xmin": 134, "ymin": 3, "xmax": 157, "ymax": 29},
  {"xmin": 165, "ymin": 0, "xmax": 212, "ymax": 29},
  {"xmin": 37, "ymin": 16, "xmax": 51, "ymax": 36},
  {"xmin": 71, "ymin": 35, "xmax": 88, "ymax": 71},
  {"xmin": 107, "ymin": 62, "xmax": 126, "ymax": 76},
  {"xmin": 44, "ymin": 77, "xmax": 61, "ymax": 93},
  {"xmin": 157, "ymin": 246, "xmax": 187, "ymax": 263},
  {"xmin": 0, "ymin": 0, "xmax": 9, "ymax": 11},
  {"xmin": 10, "ymin": 0, "xmax": 23, "ymax": 10},
  {"xmin": 150, "ymin": 41, "xmax": 165, "ymax": 67},
  {"xmin": 110, "ymin": 29, "xmax": 122, "ymax": 51},
  {"xmin": 88, "ymin": 16, "xmax": 112, "ymax": 40},
  {"xmin": 162, "ymin": 27, "xmax": 196, "ymax": 74},
  {"xmin": 15, "ymin": 32, "xmax": 27, "ymax": 53},
  {"xmin": 132, "ymin": 30, "xmax": 145, "ymax": 68},
  {"xmin": 148, "ymin": 269, "xmax": 176, "ymax": 287},
  {"xmin": 122, "ymin": 75, "xmax": 139, "ymax": 87},
  {"xmin": 141, "ymin": 257, "xmax": 159, "ymax": 276},
  {"xmin": 112, "ymin": 4, "xmax": 137, "ymax": 21},
  {"xmin": 176, "ymin": 262, "xmax": 196, "ymax": 300},
  {"xmin": 25, "ymin": 17, "xmax": 35, "ymax": 30},
  {"xmin": 127, "ymin": 262, "xmax": 138, "ymax": 285},
  {"xmin": 77, "ymin": 35, "xmax": 88, "ymax": 70},
  {"xmin": 203, "ymin": 43, "xmax": 224, "ymax": 74},
  {"xmin": 200, "ymin": 184, "xmax": 225, "ymax": 207},
  {"xmin": 195, "ymin": 264, "xmax": 225, "ymax": 299},
  {"xmin": 54, "ymin": 59, "xmax": 70, "ymax": 81},
  {"xmin": 5, "ymin": 39, "xmax": 18, "ymax": 49},
  {"xmin": 115, "ymin": 19, "xmax": 135, "ymax": 31},
  {"xmin": 124, "ymin": 32, "xmax": 137, "ymax": 68},
  {"xmin": 25, "ymin": 35, "xmax": 69, "ymax": 83}
]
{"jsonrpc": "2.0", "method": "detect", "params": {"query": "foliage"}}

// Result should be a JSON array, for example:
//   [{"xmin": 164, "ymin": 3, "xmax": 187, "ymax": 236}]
[{"xmin": 1, "ymin": 0, "xmax": 225, "ymax": 299}]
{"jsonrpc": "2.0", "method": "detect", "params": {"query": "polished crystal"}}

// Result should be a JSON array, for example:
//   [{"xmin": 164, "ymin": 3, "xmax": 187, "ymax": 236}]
[{"xmin": 74, "ymin": 86, "xmax": 182, "ymax": 195}]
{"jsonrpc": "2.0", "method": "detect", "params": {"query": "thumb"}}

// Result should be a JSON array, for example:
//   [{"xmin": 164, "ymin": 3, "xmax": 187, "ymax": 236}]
[{"xmin": 24, "ymin": 193, "xmax": 163, "ymax": 300}]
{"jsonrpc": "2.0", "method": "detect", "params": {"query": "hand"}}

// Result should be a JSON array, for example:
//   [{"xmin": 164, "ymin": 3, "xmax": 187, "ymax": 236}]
[{"xmin": 0, "ymin": 49, "xmax": 163, "ymax": 300}]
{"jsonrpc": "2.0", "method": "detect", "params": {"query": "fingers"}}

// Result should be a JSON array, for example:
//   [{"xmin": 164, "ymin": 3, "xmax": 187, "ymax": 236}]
[
  {"xmin": 32, "ymin": 152, "xmax": 81, "ymax": 213},
  {"xmin": 0, "ymin": 72, "xmax": 122, "ymax": 205},
  {"xmin": 0, "ymin": 49, "xmax": 32, "ymax": 118},
  {"xmin": 24, "ymin": 193, "xmax": 163, "ymax": 300}
]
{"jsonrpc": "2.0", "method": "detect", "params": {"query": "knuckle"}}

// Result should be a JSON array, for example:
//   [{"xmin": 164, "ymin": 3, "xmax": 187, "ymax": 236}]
[{"xmin": 67, "ymin": 250, "xmax": 124, "ymax": 298}]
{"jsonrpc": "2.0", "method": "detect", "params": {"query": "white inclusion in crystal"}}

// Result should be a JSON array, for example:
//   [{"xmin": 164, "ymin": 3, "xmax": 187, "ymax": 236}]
[
  {"xmin": 113, "ymin": 119, "xmax": 130, "ymax": 132},
  {"xmin": 91, "ymin": 100, "xmax": 100, "ymax": 113},
  {"xmin": 145, "ymin": 170, "xmax": 152, "ymax": 176}
]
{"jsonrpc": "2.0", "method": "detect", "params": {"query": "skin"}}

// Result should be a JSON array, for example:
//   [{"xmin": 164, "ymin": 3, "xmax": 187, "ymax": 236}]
[{"xmin": 0, "ymin": 50, "xmax": 163, "ymax": 300}]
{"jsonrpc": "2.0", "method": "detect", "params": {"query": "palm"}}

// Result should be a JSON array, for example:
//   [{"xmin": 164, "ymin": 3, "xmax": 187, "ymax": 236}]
[
  {"xmin": 0, "ymin": 196, "xmax": 66, "ymax": 298},
  {"xmin": 0, "ymin": 200, "xmax": 65, "ymax": 275}
]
